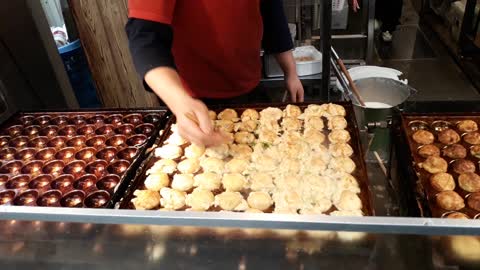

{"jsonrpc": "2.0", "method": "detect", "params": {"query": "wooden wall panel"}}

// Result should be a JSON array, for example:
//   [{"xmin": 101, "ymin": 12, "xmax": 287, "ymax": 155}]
[{"xmin": 69, "ymin": 0, "xmax": 160, "ymax": 108}]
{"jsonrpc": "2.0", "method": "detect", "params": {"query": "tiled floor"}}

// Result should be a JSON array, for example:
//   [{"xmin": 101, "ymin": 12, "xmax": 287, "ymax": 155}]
[{"xmin": 373, "ymin": 0, "xmax": 480, "ymax": 101}]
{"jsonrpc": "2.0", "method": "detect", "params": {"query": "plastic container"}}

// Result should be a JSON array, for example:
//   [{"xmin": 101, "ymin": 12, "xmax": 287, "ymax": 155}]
[
  {"xmin": 59, "ymin": 40, "xmax": 101, "ymax": 108},
  {"xmin": 264, "ymin": 46, "xmax": 323, "ymax": 78},
  {"xmin": 332, "ymin": 0, "xmax": 349, "ymax": 30}
]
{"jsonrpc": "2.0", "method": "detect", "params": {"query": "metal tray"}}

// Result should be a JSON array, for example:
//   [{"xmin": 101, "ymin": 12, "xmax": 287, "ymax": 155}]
[
  {"xmin": 0, "ymin": 108, "xmax": 170, "ymax": 209},
  {"xmin": 119, "ymin": 102, "xmax": 374, "ymax": 216},
  {"xmin": 399, "ymin": 112, "xmax": 480, "ymax": 219}
]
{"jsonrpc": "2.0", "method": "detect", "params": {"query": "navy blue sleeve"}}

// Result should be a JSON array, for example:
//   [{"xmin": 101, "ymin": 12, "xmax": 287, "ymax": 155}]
[
  {"xmin": 260, "ymin": 0, "xmax": 294, "ymax": 54},
  {"xmin": 125, "ymin": 18, "xmax": 175, "ymax": 91}
]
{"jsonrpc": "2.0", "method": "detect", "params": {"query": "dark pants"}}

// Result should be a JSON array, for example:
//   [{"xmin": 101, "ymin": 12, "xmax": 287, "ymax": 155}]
[{"xmin": 376, "ymin": 0, "xmax": 403, "ymax": 32}]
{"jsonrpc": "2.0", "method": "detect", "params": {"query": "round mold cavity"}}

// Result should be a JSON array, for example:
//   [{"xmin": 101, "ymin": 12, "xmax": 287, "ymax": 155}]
[
  {"xmin": 86, "ymin": 135, "xmax": 107, "ymax": 149},
  {"xmin": 19, "ymin": 115, "xmax": 35, "ymax": 125},
  {"xmin": 39, "ymin": 126, "xmax": 59, "ymax": 137},
  {"xmin": 51, "ymin": 174, "xmax": 74, "ymax": 192},
  {"xmin": 66, "ymin": 136, "xmax": 87, "ymax": 149},
  {"xmin": 73, "ymin": 174, "xmax": 98, "ymax": 191},
  {"xmin": 60, "ymin": 190, "xmax": 85, "ymax": 208},
  {"xmin": 50, "ymin": 116, "xmax": 69, "ymax": 126},
  {"xmin": 35, "ymin": 148, "xmax": 57, "ymax": 161},
  {"xmin": 0, "ymin": 161, "xmax": 24, "ymax": 174},
  {"xmin": 0, "ymin": 136, "xmax": 10, "ymax": 147},
  {"xmin": 7, "ymin": 125, "xmax": 23, "ymax": 137},
  {"xmin": 63, "ymin": 160, "xmax": 86, "ymax": 177},
  {"xmin": 441, "ymin": 211, "xmax": 470, "ymax": 219},
  {"xmin": 34, "ymin": 115, "xmax": 52, "ymax": 126},
  {"xmin": 96, "ymin": 175, "xmax": 120, "ymax": 193},
  {"xmin": 55, "ymin": 147, "xmax": 76, "ymax": 163},
  {"xmin": 47, "ymin": 136, "xmax": 67, "ymax": 149},
  {"xmin": 77, "ymin": 125, "xmax": 96, "ymax": 136},
  {"xmin": 84, "ymin": 190, "xmax": 110, "ymax": 208},
  {"xmin": 13, "ymin": 190, "xmax": 39, "ymax": 206},
  {"xmin": 0, "ymin": 147, "xmax": 17, "ymax": 160},
  {"xmin": 9, "ymin": 136, "xmax": 29, "ymax": 148},
  {"xmin": 85, "ymin": 160, "xmax": 108, "ymax": 178},
  {"xmin": 15, "ymin": 148, "xmax": 38, "ymax": 161},
  {"xmin": 408, "ymin": 120, "xmax": 429, "ymax": 131},
  {"xmin": 134, "ymin": 123, "xmax": 155, "ymax": 136},
  {"xmin": 95, "ymin": 125, "xmax": 115, "ymax": 136},
  {"xmin": 58, "ymin": 125, "xmax": 77, "ymax": 137},
  {"xmin": 0, "ymin": 174, "xmax": 10, "ymax": 185},
  {"xmin": 75, "ymin": 147, "xmax": 97, "ymax": 163},
  {"xmin": 86, "ymin": 115, "xmax": 105, "ymax": 125},
  {"xmin": 5, "ymin": 174, "xmax": 31, "ymax": 189},
  {"xmin": 22, "ymin": 125, "xmax": 41, "ymax": 136},
  {"xmin": 96, "ymin": 147, "xmax": 117, "ymax": 162},
  {"xmin": 115, "ymin": 124, "xmax": 135, "ymax": 136},
  {"xmin": 0, "ymin": 190, "xmax": 16, "ymax": 205},
  {"xmin": 127, "ymin": 134, "xmax": 147, "ymax": 146},
  {"xmin": 42, "ymin": 160, "xmax": 65, "ymax": 175},
  {"xmin": 105, "ymin": 114, "xmax": 123, "ymax": 126},
  {"xmin": 27, "ymin": 136, "xmax": 49, "ymax": 148},
  {"xmin": 29, "ymin": 174, "xmax": 53, "ymax": 189},
  {"xmin": 107, "ymin": 160, "xmax": 130, "ymax": 175},
  {"xmin": 37, "ymin": 190, "xmax": 62, "ymax": 207},
  {"xmin": 116, "ymin": 147, "xmax": 138, "ymax": 161},
  {"xmin": 68, "ymin": 115, "xmax": 87, "ymax": 125},
  {"xmin": 431, "ymin": 120, "xmax": 453, "ymax": 133},
  {"xmin": 123, "ymin": 113, "xmax": 143, "ymax": 125},
  {"xmin": 106, "ymin": 135, "xmax": 127, "ymax": 147},
  {"xmin": 143, "ymin": 113, "xmax": 161, "ymax": 124}
]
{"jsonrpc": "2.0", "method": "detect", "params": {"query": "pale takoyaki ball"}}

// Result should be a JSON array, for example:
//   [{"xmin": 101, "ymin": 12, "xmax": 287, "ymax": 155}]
[
  {"xmin": 234, "ymin": 120, "xmax": 257, "ymax": 133},
  {"xmin": 311, "ymin": 145, "xmax": 331, "ymax": 163},
  {"xmin": 272, "ymin": 190, "xmax": 303, "ymax": 211},
  {"xmin": 215, "ymin": 191, "xmax": 248, "ymax": 211},
  {"xmin": 326, "ymin": 103, "xmax": 346, "ymax": 117},
  {"xmin": 334, "ymin": 190, "xmax": 362, "ymax": 211},
  {"xmin": 281, "ymin": 117, "xmax": 302, "ymax": 131},
  {"xmin": 229, "ymin": 144, "xmax": 253, "ymax": 160},
  {"xmin": 132, "ymin": 190, "xmax": 161, "ymax": 210},
  {"xmin": 147, "ymin": 159, "xmax": 177, "ymax": 175},
  {"xmin": 304, "ymin": 116, "xmax": 324, "ymax": 131},
  {"xmin": 184, "ymin": 144, "xmax": 205, "ymax": 159},
  {"xmin": 171, "ymin": 174, "xmax": 194, "ymax": 191},
  {"xmin": 283, "ymin": 104, "xmax": 302, "ymax": 118},
  {"xmin": 155, "ymin": 144, "xmax": 183, "ymax": 159},
  {"xmin": 328, "ymin": 129, "xmax": 351, "ymax": 144},
  {"xmin": 205, "ymin": 143, "xmax": 229, "ymax": 159},
  {"xmin": 218, "ymin": 108, "xmax": 239, "ymax": 122},
  {"xmin": 166, "ymin": 131, "xmax": 188, "ymax": 146},
  {"xmin": 249, "ymin": 173, "xmax": 275, "ymax": 192},
  {"xmin": 336, "ymin": 173, "xmax": 361, "ymax": 194},
  {"xmin": 257, "ymin": 129, "xmax": 277, "ymax": 144},
  {"xmin": 247, "ymin": 192, "xmax": 273, "ymax": 211},
  {"xmin": 241, "ymin": 109, "xmax": 259, "ymax": 121},
  {"xmin": 303, "ymin": 128, "xmax": 326, "ymax": 145},
  {"xmin": 144, "ymin": 173, "xmax": 170, "ymax": 191},
  {"xmin": 259, "ymin": 107, "xmax": 283, "ymax": 121},
  {"xmin": 215, "ymin": 120, "xmax": 235, "ymax": 133},
  {"xmin": 222, "ymin": 173, "xmax": 247, "ymax": 192},
  {"xmin": 304, "ymin": 104, "xmax": 326, "ymax": 117},
  {"xmin": 200, "ymin": 157, "xmax": 225, "ymax": 174},
  {"xmin": 252, "ymin": 155, "xmax": 277, "ymax": 172},
  {"xmin": 259, "ymin": 118, "xmax": 280, "ymax": 132},
  {"xmin": 300, "ymin": 197, "xmax": 332, "ymax": 214},
  {"xmin": 308, "ymin": 157, "xmax": 328, "ymax": 174},
  {"xmin": 329, "ymin": 157, "xmax": 356, "ymax": 174},
  {"xmin": 160, "ymin": 187, "xmax": 186, "ymax": 210},
  {"xmin": 208, "ymin": 110, "xmax": 217, "ymax": 120},
  {"xmin": 225, "ymin": 158, "xmax": 249, "ymax": 173},
  {"xmin": 185, "ymin": 188, "xmax": 214, "ymax": 211},
  {"xmin": 328, "ymin": 116, "xmax": 348, "ymax": 130},
  {"xmin": 329, "ymin": 143, "xmax": 354, "ymax": 157},
  {"xmin": 234, "ymin": 131, "xmax": 255, "ymax": 144},
  {"xmin": 193, "ymin": 173, "xmax": 222, "ymax": 191},
  {"xmin": 279, "ymin": 159, "xmax": 301, "ymax": 174},
  {"xmin": 177, "ymin": 158, "xmax": 201, "ymax": 174}
]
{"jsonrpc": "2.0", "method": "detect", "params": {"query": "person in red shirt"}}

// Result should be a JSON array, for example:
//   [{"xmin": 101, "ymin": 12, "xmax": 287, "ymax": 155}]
[{"xmin": 126, "ymin": 0, "xmax": 303, "ymax": 146}]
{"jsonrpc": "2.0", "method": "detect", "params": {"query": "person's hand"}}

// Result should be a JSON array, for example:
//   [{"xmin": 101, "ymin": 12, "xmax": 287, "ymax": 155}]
[
  {"xmin": 172, "ymin": 97, "xmax": 226, "ymax": 146},
  {"xmin": 285, "ymin": 74, "xmax": 304, "ymax": 102}
]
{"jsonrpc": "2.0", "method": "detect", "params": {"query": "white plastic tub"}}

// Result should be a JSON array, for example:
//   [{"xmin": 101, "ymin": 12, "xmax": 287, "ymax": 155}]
[{"xmin": 264, "ymin": 45, "xmax": 323, "ymax": 78}]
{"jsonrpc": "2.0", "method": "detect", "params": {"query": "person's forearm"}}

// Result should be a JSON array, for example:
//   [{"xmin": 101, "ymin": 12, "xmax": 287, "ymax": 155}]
[
  {"xmin": 274, "ymin": 50, "xmax": 297, "ymax": 78},
  {"xmin": 144, "ymin": 67, "xmax": 191, "ymax": 114}
]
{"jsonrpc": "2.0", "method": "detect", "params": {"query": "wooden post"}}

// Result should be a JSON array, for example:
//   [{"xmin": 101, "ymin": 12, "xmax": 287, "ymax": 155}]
[{"xmin": 68, "ymin": 0, "xmax": 160, "ymax": 108}]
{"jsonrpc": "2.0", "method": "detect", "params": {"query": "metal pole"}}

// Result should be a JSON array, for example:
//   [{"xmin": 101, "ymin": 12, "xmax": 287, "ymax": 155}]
[
  {"xmin": 366, "ymin": 0, "xmax": 376, "ymax": 63},
  {"xmin": 321, "ymin": 0, "xmax": 332, "ymax": 100}
]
